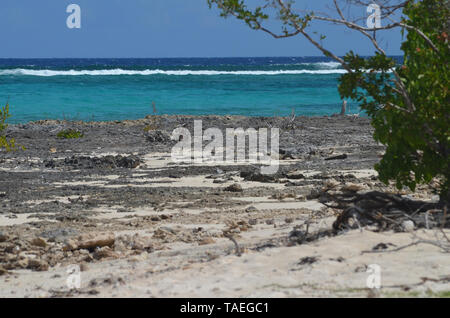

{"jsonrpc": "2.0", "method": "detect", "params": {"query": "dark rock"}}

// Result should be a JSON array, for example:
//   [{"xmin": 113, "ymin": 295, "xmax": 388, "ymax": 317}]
[
  {"xmin": 0, "ymin": 231, "xmax": 8, "ymax": 242},
  {"xmin": 45, "ymin": 155, "xmax": 141, "ymax": 170},
  {"xmin": 224, "ymin": 183, "xmax": 243, "ymax": 192},
  {"xmin": 240, "ymin": 171, "xmax": 276, "ymax": 183},
  {"xmin": 146, "ymin": 130, "xmax": 171, "ymax": 143},
  {"xmin": 245, "ymin": 206, "xmax": 258, "ymax": 213},
  {"xmin": 297, "ymin": 256, "xmax": 318, "ymax": 265}
]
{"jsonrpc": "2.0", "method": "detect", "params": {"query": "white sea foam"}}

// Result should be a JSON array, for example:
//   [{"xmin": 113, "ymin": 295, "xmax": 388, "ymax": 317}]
[
  {"xmin": 315, "ymin": 62, "xmax": 341, "ymax": 69},
  {"xmin": 0, "ymin": 68, "xmax": 348, "ymax": 76}
]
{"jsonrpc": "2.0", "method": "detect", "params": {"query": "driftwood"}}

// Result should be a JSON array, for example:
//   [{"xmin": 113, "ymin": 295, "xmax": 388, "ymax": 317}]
[{"xmin": 320, "ymin": 190, "xmax": 449, "ymax": 232}]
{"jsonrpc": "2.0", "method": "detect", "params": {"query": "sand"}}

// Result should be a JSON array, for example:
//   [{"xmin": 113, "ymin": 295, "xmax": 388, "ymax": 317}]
[{"xmin": 0, "ymin": 115, "xmax": 448, "ymax": 298}]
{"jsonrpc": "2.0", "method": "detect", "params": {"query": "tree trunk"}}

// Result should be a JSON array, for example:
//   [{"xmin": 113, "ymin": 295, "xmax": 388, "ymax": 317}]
[{"xmin": 340, "ymin": 100, "xmax": 347, "ymax": 116}]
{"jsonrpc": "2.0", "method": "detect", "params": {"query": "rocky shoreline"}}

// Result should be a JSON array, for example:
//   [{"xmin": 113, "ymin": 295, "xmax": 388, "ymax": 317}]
[{"xmin": 0, "ymin": 115, "xmax": 448, "ymax": 297}]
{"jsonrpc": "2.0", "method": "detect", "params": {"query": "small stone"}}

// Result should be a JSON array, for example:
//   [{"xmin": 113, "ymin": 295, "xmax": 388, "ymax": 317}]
[
  {"xmin": 248, "ymin": 219, "xmax": 258, "ymax": 225},
  {"xmin": 285, "ymin": 217, "xmax": 294, "ymax": 224},
  {"xmin": 63, "ymin": 239, "xmax": 78, "ymax": 252},
  {"xmin": 402, "ymin": 220, "xmax": 415, "ymax": 232},
  {"xmin": 198, "ymin": 238, "xmax": 216, "ymax": 245},
  {"xmin": 322, "ymin": 179, "xmax": 339, "ymax": 191},
  {"xmin": 17, "ymin": 258, "xmax": 29, "ymax": 269},
  {"xmin": 245, "ymin": 206, "xmax": 258, "ymax": 213},
  {"xmin": 306, "ymin": 188, "xmax": 321, "ymax": 200},
  {"xmin": 27, "ymin": 259, "xmax": 49, "ymax": 271},
  {"xmin": 0, "ymin": 266, "xmax": 8, "ymax": 276},
  {"xmin": 286, "ymin": 171, "xmax": 305, "ymax": 180},
  {"xmin": 265, "ymin": 219, "xmax": 275, "ymax": 225},
  {"xmin": 64, "ymin": 233, "xmax": 115, "ymax": 251},
  {"xmin": 224, "ymin": 183, "xmax": 243, "ymax": 192},
  {"xmin": 93, "ymin": 247, "xmax": 118, "ymax": 260},
  {"xmin": 31, "ymin": 237, "xmax": 47, "ymax": 248},
  {"xmin": 342, "ymin": 183, "xmax": 365, "ymax": 192},
  {"xmin": 0, "ymin": 231, "xmax": 8, "ymax": 242}
]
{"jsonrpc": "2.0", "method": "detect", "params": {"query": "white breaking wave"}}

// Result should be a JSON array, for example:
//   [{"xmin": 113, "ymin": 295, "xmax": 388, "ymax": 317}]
[
  {"xmin": 315, "ymin": 62, "xmax": 341, "ymax": 69},
  {"xmin": 0, "ymin": 68, "xmax": 348, "ymax": 77}
]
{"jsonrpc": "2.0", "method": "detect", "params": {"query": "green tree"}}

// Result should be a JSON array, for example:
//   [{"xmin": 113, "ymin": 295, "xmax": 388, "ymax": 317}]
[
  {"xmin": 0, "ymin": 102, "xmax": 19, "ymax": 152},
  {"xmin": 208, "ymin": 0, "xmax": 450, "ymax": 202}
]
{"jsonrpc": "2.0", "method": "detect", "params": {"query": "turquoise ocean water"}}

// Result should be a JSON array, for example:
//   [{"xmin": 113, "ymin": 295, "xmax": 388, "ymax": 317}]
[{"xmin": 0, "ymin": 57, "xmax": 394, "ymax": 123}]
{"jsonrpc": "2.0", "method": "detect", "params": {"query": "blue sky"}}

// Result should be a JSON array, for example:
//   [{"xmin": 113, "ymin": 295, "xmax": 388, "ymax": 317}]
[{"xmin": 0, "ymin": 0, "xmax": 404, "ymax": 58}]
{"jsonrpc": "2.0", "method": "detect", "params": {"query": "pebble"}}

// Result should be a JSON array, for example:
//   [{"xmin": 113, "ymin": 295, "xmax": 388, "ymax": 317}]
[
  {"xmin": 31, "ymin": 237, "xmax": 47, "ymax": 248},
  {"xmin": 402, "ymin": 220, "xmax": 415, "ymax": 232},
  {"xmin": 198, "ymin": 237, "xmax": 216, "ymax": 245},
  {"xmin": 224, "ymin": 183, "xmax": 243, "ymax": 192},
  {"xmin": 245, "ymin": 206, "xmax": 258, "ymax": 213},
  {"xmin": 0, "ymin": 231, "xmax": 8, "ymax": 242}
]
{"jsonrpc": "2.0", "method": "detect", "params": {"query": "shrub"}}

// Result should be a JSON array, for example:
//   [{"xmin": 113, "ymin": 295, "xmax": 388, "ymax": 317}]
[
  {"xmin": 143, "ymin": 101, "xmax": 160, "ymax": 132},
  {"xmin": 0, "ymin": 102, "xmax": 23, "ymax": 152},
  {"xmin": 57, "ymin": 129, "xmax": 84, "ymax": 139}
]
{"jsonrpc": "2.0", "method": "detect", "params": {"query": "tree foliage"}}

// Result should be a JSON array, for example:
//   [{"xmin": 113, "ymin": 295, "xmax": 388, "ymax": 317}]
[
  {"xmin": 0, "ymin": 102, "xmax": 21, "ymax": 152},
  {"xmin": 208, "ymin": 0, "xmax": 450, "ymax": 201},
  {"xmin": 339, "ymin": 0, "xmax": 449, "ymax": 201}
]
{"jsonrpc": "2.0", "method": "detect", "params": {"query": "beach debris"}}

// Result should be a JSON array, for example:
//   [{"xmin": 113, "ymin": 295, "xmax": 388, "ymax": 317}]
[
  {"xmin": 341, "ymin": 183, "xmax": 365, "ymax": 193},
  {"xmin": 45, "ymin": 154, "xmax": 141, "ymax": 170},
  {"xmin": 240, "ymin": 170, "xmax": 276, "ymax": 183},
  {"xmin": 245, "ymin": 206, "xmax": 258, "ymax": 213},
  {"xmin": 93, "ymin": 247, "xmax": 119, "ymax": 260},
  {"xmin": 30, "ymin": 237, "xmax": 47, "ymax": 248},
  {"xmin": 27, "ymin": 259, "xmax": 49, "ymax": 271},
  {"xmin": 146, "ymin": 130, "xmax": 171, "ymax": 143},
  {"xmin": 326, "ymin": 191, "xmax": 449, "ymax": 232},
  {"xmin": 63, "ymin": 232, "xmax": 115, "ymax": 252},
  {"xmin": 198, "ymin": 237, "xmax": 216, "ymax": 245},
  {"xmin": 0, "ymin": 266, "xmax": 8, "ymax": 276},
  {"xmin": 223, "ymin": 233, "xmax": 242, "ymax": 257},
  {"xmin": 0, "ymin": 231, "xmax": 8, "ymax": 243},
  {"xmin": 402, "ymin": 220, "xmax": 416, "ymax": 232},
  {"xmin": 322, "ymin": 179, "xmax": 340, "ymax": 191},
  {"xmin": 279, "ymin": 148, "xmax": 299, "ymax": 160},
  {"xmin": 372, "ymin": 243, "xmax": 395, "ymax": 251},
  {"xmin": 285, "ymin": 217, "xmax": 294, "ymax": 224},
  {"xmin": 224, "ymin": 183, "xmax": 243, "ymax": 192},
  {"xmin": 325, "ymin": 154, "xmax": 348, "ymax": 161},
  {"xmin": 297, "ymin": 256, "xmax": 319, "ymax": 265},
  {"xmin": 114, "ymin": 234, "xmax": 153, "ymax": 252},
  {"xmin": 306, "ymin": 188, "xmax": 322, "ymax": 200},
  {"xmin": 285, "ymin": 171, "xmax": 305, "ymax": 180},
  {"xmin": 153, "ymin": 227, "xmax": 177, "ymax": 241}
]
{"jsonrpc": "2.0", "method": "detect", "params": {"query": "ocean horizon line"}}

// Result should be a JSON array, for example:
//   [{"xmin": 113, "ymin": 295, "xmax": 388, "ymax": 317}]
[{"xmin": 0, "ymin": 55, "xmax": 403, "ymax": 60}]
